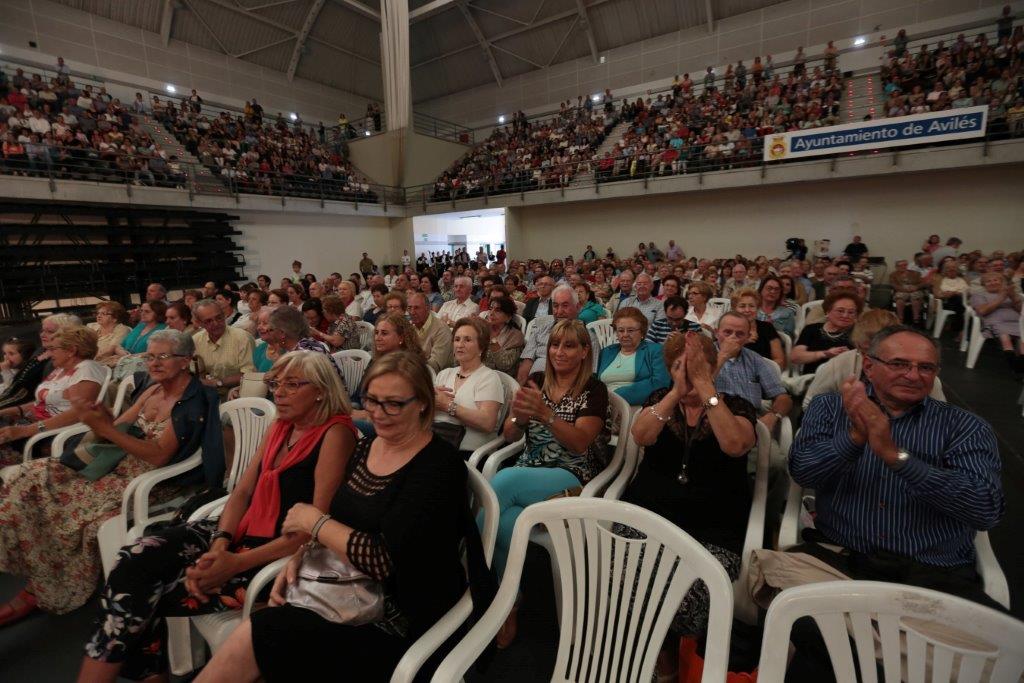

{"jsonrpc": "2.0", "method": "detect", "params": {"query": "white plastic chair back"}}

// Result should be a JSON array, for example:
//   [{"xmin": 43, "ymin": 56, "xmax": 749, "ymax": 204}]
[
  {"xmin": 219, "ymin": 398, "xmax": 276, "ymax": 492},
  {"xmin": 708, "ymin": 297, "xmax": 731, "ymax": 314},
  {"xmin": 111, "ymin": 372, "xmax": 138, "ymax": 416},
  {"xmin": 494, "ymin": 371, "xmax": 519, "ymax": 431},
  {"xmin": 96, "ymin": 365, "xmax": 113, "ymax": 403},
  {"xmin": 778, "ymin": 481, "xmax": 1010, "ymax": 609},
  {"xmin": 21, "ymin": 365, "xmax": 113, "ymax": 462},
  {"xmin": 757, "ymin": 581, "xmax": 1024, "ymax": 683},
  {"xmin": 587, "ymin": 318, "xmax": 616, "ymax": 351},
  {"xmin": 355, "ymin": 320, "xmax": 375, "ymax": 351},
  {"xmin": 792, "ymin": 301, "xmax": 806, "ymax": 337},
  {"xmin": 432, "ymin": 498, "xmax": 735, "ymax": 683},
  {"xmin": 801, "ymin": 299, "xmax": 823, "ymax": 328},
  {"xmin": 514, "ymin": 314, "xmax": 527, "ymax": 331},
  {"xmin": 332, "ymin": 349, "xmax": 371, "ymax": 396},
  {"xmin": 777, "ymin": 331, "xmax": 793, "ymax": 376}
]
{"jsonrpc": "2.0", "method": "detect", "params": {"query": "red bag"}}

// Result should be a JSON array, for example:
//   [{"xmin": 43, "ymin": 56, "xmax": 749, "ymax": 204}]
[{"xmin": 678, "ymin": 636, "xmax": 758, "ymax": 683}]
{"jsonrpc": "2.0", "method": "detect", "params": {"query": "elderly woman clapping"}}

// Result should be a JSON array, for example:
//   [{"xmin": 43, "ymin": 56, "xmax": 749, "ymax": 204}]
[{"xmin": 0, "ymin": 331, "xmax": 221, "ymax": 627}]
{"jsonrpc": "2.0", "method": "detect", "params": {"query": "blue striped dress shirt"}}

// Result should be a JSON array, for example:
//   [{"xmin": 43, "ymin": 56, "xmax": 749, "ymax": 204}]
[{"xmin": 792, "ymin": 391, "xmax": 1004, "ymax": 567}]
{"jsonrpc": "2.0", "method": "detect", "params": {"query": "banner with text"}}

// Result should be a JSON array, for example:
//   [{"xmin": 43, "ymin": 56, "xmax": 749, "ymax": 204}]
[{"xmin": 763, "ymin": 106, "xmax": 988, "ymax": 161}]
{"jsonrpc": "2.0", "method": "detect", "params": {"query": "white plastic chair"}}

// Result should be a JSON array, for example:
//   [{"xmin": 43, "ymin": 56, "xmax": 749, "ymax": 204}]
[
  {"xmin": 756, "ymin": 581, "xmax": 1024, "ymax": 683},
  {"xmin": 332, "ymin": 349, "xmax": 371, "ymax": 396},
  {"xmin": 432, "ymin": 498, "xmax": 736, "ymax": 683},
  {"xmin": 513, "ymin": 313, "xmax": 527, "ymax": 331},
  {"xmin": 964, "ymin": 306, "xmax": 987, "ymax": 369},
  {"xmin": 801, "ymin": 299, "xmax": 824, "ymax": 330},
  {"xmin": 602, "ymin": 414, "xmax": 772, "ymax": 625},
  {"xmin": 777, "ymin": 330, "xmax": 793, "ymax": 376},
  {"xmin": 110, "ymin": 372, "xmax": 138, "ymax": 416},
  {"xmin": 466, "ymin": 372, "xmax": 520, "ymax": 471},
  {"xmin": 21, "ymin": 365, "xmax": 112, "ymax": 462},
  {"xmin": 97, "ymin": 397, "xmax": 276, "ymax": 579},
  {"xmin": 586, "ymin": 318, "xmax": 616, "ymax": 351},
  {"xmin": 709, "ymin": 296, "xmax": 732, "ymax": 312},
  {"xmin": 792, "ymin": 302, "xmax": 806, "ymax": 338},
  {"xmin": 778, "ymin": 481, "xmax": 1010, "ymax": 609},
  {"xmin": 355, "ymin": 320, "xmax": 375, "ymax": 351}
]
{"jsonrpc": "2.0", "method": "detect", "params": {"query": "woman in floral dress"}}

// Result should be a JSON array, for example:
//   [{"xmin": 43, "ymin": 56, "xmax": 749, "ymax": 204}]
[{"xmin": 0, "ymin": 330, "xmax": 221, "ymax": 626}]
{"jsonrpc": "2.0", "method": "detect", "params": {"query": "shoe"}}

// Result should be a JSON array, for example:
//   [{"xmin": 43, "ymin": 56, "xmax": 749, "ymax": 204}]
[
  {"xmin": 0, "ymin": 589, "xmax": 38, "ymax": 627},
  {"xmin": 495, "ymin": 596, "xmax": 522, "ymax": 649}
]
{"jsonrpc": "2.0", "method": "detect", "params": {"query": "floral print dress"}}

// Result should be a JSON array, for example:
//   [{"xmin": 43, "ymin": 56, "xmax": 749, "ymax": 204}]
[{"xmin": 0, "ymin": 415, "xmax": 173, "ymax": 614}]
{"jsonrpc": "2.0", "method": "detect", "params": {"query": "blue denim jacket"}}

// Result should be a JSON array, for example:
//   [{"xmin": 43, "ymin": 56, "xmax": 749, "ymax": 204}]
[{"xmin": 132, "ymin": 372, "xmax": 225, "ymax": 486}]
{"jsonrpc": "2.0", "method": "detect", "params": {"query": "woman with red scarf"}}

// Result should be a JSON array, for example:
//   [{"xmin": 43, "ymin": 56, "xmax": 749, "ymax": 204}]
[{"xmin": 78, "ymin": 352, "xmax": 357, "ymax": 682}]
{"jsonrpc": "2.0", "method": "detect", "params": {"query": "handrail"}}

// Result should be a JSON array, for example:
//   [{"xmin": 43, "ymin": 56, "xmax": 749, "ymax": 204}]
[{"xmin": 413, "ymin": 111, "xmax": 474, "ymax": 144}]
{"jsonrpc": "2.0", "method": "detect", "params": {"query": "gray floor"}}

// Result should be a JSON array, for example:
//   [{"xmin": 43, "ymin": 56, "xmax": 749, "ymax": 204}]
[{"xmin": 1, "ymin": 337, "xmax": 1022, "ymax": 681}]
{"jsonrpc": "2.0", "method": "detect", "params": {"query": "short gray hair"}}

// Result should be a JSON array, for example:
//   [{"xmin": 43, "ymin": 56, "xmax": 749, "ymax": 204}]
[
  {"xmin": 44, "ymin": 313, "xmax": 83, "ymax": 330},
  {"xmin": 455, "ymin": 276, "xmax": 473, "ymax": 288},
  {"xmin": 148, "ymin": 329, "xmax": 195, "ymax": 356},
  {"xmin": 192, "ymin": 298, "xmax": 219, "ymax": 316},
  {"xmin": 552, "ymin": 284, "xmax": 579, "ymax": 306},
  {"xmin": 867, "ymin": 325, "xmax": 938, "ymax": 358},
  {"xmin": 268, "ymin": 305, "xmax": 310, "ymax": 340},
  {"xmin": 717, "ymin": 311, "xmax": 749, "ymax": 329}
]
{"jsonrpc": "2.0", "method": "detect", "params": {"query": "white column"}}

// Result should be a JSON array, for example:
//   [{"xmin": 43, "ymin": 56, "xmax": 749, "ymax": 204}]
[{"xmin": 380, "ymin": 0, "xmax": 411, "ymax": 131}]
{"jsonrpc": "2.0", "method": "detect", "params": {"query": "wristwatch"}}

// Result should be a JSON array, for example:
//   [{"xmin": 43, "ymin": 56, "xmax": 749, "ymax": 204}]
[
  {"xmin": 210, "ymin": 530, "xmax": 233, "ymax": 544},
  {"xmin": 701, "ymin": 393, "xmax": 721, "ymax": 410},
  {"xmin": 891, "ymin": 449, "xmax": 911, "ymax": 470},
  {"xmin": 36, "ymin": 421, "xmax": 47, "ymax": 433},
  {"xmin": 510, "ymin": 416, "xmax": 520, "ymax": 427},
  {"xmin": 215, "ymin": 378, "xmax": 223, "ymax": 388}
]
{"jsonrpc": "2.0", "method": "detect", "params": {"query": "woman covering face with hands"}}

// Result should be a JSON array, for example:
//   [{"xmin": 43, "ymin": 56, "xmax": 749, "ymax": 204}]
[{"xmin": 620, "ymin": 332, "xmax": 756, "ymax": 669}]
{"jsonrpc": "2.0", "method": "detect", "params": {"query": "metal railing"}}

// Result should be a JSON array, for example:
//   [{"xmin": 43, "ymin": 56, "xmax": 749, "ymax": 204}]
[
  {"xmin": 413, "ymin": 111, "xmax": 474, "ymax": 144},
  {"xmin": 405, "ymin": 117, "xmax": 1021, "ymax": 207},
  {"xmin": 0, "ymin": 142, "xmax": 406, "ymax": 207}
]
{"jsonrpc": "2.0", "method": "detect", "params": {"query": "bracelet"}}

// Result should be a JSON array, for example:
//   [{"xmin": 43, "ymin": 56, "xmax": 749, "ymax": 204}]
[
  {"xmin": 310, "ymin": 513, "xmax": 332, "ymax": 543},
  {"xmin": 210, "ymin": 530, "xmax": 233, "ymax": 544},
  {"xmin": 447, "ymin": 400, "xmax": 457, "ymax": 417},
  {"xmin": 648, "ymin": 405, "xmax": 670, "ymax": 423}
]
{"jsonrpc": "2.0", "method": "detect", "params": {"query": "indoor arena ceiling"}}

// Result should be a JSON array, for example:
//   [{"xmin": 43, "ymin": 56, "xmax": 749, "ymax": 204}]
[{"xmin": 50, "ymin": 0, "xmax": 791, "ymax": 103}]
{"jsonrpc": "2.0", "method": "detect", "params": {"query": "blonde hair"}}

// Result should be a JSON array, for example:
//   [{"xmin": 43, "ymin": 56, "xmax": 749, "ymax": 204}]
[
  {"xmin": 687, "ymin": 281, "xmax": 714, "ymax": 300},
  {"xmin": 850, "ymin": 309, "xmax": 899, "ymax": 349},
  {"xmin": 729, "ymin": 287, "xmax": 761, "ymax": 308},
  {"xmin": 375, "ymin": 314, "xmax": 424, "ymax": 359},
  {"xmin": 361, "ymin": 350, "xmax": 434, "ymax": 431},
  {"xmin": 53, "ymin": 325, "xmax": 98, "ymax": 359},
  {"xmin": 543, "ymin": 319, "xmax": 594, "ymax": 399},
  {"xmin": 95, "ymin": 301, "xmax": 127, "ymax": 323},
  {"xmin": 267, "ymin": 351, "xmax": 351, "ymax": 423}
]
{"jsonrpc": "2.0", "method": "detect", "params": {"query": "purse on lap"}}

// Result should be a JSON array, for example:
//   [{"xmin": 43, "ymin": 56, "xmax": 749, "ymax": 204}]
[
  {"xmin": 59, "ymin": 423, "xmax": 143, "ymax": 481},
  {"xmin": 285, "ymin": 542, "xmax": 385, "ymax": 625}
]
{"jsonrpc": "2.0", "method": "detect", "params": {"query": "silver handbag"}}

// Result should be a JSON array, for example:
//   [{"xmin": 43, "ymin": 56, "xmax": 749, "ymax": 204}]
[{"xmin": 285, "ymin": 543, "xmax": 385, "ymax": 625}]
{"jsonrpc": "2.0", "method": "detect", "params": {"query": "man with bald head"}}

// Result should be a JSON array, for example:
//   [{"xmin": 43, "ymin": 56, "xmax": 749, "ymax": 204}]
[
  {"xmin": 615, "ymin": 272, "xmax": 664, "ymax": 324},
  {"xmin": 787, "ymin": 325, "xmax": 1003, "ymax": 605},
  {"xmin": 517, "ymin": 285, "xmax": 589, "ymax": 384}
]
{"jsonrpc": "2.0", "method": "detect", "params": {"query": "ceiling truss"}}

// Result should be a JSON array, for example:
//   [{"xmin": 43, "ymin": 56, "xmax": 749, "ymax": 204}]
[
  {"xmin": 287, "ymin": 0, "xmax": 326, "ymax": 80},
  {"xmin": 456, "ymin": 0, "xmax": 503, "ymax": 87},
  {"xmin": 574, "ymin": 0, "xmax": 599, "ymax": 63}
]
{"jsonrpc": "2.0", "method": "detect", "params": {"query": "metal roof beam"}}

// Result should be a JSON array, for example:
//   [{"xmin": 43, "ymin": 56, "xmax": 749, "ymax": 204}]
[
  {"xmin": 160, "ymin": 0, "xmax": 175, "ymax": 46},
  {"xmin": 456, "ymin": 1, "xmax": 502, "ymax": 86},
  {"xmin": 412, "ymin": 0, "xmax": 615, "ymax": 69},
  {"xmin": 234, "ymin": 35, "xmax": 295, "ymax": 58},
  {"xmin": 574, "ymin": 0, "xmax": 599, "ymax": 63},
  {"xmin": 181, "ymin": 0, "xmax": 231, "ymax": 54},
  {"xmin": 491, "ymin": 43, "xmax": 543, "ymax": 69},
  {"xmin": 546, "ymin": 15, "xmax": 578, "ymax": 66},
  {"xmin": 409, "ymin": 0, "xmax": 459, "ymax": 23},
  {"xmin": 287, "ymin": 0, "xmax": 326, "ymax": 80}
]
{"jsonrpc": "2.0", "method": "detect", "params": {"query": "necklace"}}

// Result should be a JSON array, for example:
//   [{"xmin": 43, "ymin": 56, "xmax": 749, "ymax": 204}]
[
  {"xmin": 455, "ymin": 365, "xmax": 479, "ymax": 380},
  {"xmin": 821, "ymin": 325, "xmax": 846, "ymax": 340}
]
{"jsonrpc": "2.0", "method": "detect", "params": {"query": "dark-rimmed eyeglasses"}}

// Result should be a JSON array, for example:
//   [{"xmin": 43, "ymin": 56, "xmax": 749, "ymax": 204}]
[
  {"xmin": 867, "ymin": 355, "xmax": 939, "ymax": 376},
  {"xmin": 363, "ymin": 395, "xmax": 417, "ymax": 415}
]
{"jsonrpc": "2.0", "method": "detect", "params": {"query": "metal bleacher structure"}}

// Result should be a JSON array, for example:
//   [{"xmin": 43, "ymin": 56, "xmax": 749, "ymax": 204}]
[{"xmin": 0, "ymin": 203, "xmax": 244, "ymax": 322}]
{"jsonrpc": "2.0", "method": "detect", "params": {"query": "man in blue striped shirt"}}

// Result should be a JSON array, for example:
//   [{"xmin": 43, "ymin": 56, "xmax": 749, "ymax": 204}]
[{"xmin": 790, "ymin": 326, "xmax": 1004, "ymax": 602}]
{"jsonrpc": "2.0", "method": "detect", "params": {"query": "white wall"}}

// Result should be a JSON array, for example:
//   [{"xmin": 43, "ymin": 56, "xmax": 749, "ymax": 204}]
[
  {"xmin": 0, "ymin": 0, "xmax": 373, "ymax": 126},
  {"xmin": 235, "ymin": 211, "xmax": 393, "ymax": 283},
  {"xmin": 403, "ymin": 133, "xmax": 471, "ymax": 187},
  {"xmin": 512, "ymin": 165, "xmax": 1024, "ymax": 262},
  {"xmin": 417, "ymin": 0, "xmax": 1017, "ymax": 130}
]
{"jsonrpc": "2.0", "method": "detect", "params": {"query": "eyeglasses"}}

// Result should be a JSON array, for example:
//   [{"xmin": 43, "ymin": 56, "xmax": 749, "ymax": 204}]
[
  {"xmin": 264, "ymin": 379, "xmax": 312, "ymax": 394},
  {"xmin": 867, "ymin": 355, "xmax": 940, "ymax": 376},
  {"xmin": 141, "ymin": 353, "xmax": 189, "ymax": 363},
  {"xmin": 615, "ymin": 327, "xmax": 643, "ymax": 335},
  {"xmin": 363, "ymin": 395, "xmax": 417, "ymax": 416}
]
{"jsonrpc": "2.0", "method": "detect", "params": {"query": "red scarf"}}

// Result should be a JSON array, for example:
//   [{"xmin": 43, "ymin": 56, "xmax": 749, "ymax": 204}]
[{"xmin": 235, "ymin": 414, "xmax": 355, "ymax": 540}]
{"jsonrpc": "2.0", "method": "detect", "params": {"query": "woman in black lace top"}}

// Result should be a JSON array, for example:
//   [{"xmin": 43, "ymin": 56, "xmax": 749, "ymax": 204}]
[{"xmin": 199, "ymin": 351, "xmax": 487, "ymax": 682}]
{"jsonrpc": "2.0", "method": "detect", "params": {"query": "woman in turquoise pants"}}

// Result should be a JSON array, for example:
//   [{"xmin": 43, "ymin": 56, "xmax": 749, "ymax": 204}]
[{"xmin": 487, "ymin": 318, "xmax": 610, "ymax": 648}]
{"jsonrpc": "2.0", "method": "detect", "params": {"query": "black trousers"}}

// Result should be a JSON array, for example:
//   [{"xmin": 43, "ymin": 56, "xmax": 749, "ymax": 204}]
[{"xmin": 783, "ymin": 538, "xmax": 1006, "ymax": 683}]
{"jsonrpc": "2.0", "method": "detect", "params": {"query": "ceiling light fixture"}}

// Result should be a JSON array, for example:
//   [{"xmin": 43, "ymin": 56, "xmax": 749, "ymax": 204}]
[
  {"xmin": 165, "ymin": 84, "xmax": 176, "ymax": 93},
  {"xmin": 854, "ymin": 36, "xmax": 867, "ymax": 46}
]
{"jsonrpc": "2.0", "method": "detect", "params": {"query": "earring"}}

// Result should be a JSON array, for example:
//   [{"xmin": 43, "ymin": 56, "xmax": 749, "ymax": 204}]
[{"xmin": 316, "ymin": 396, "xmax": 323, "ymax": 402}]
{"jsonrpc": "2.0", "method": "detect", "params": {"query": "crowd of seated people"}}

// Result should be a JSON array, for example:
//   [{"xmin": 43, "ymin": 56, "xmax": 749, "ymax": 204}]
[
  {"xmin": 0, "ymin": 64, "xmax": 187, "ymax": 187},
  {"xmin": 155, "ymin": 102, "xmax": 376, "ymax": 202},
  {"xmin": 879, "ymin": 15, "xmax": 1024, "ymax": 136},
  {"xmin": 0, "ymin": 233, "xmax": 1021, "ymax": 680},
  {"xmin": 432, "ymin": 101, "xmax": 615, "ymax": 200},
  {"xmin": 597, "ymin": 56, "xmax": 843, "ymax": 182}
]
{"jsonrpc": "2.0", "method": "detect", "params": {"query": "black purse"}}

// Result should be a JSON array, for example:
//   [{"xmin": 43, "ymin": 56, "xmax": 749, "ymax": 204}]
[{"xmin": 431, "ymin": 421, "xmax": 467, "ymax": 450}]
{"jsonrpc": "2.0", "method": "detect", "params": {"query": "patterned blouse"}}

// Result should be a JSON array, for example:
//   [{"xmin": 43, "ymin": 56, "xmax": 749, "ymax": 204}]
[
  {"xmin": 514, "ymin": 373, "xmax": 610, "ymax": 484},
  {"xmin": 327, "ymin": 316, "xmax": 361, "ymax": 351}
]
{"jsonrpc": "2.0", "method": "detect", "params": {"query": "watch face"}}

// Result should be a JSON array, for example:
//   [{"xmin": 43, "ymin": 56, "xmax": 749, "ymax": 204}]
[{"xmin": 707, "ymin": 396, "xmax": 719, "ymax": 407}]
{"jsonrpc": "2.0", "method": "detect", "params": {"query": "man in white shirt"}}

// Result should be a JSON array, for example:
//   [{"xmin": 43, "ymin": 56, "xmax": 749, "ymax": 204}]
[
  {"xmin": 400, "ymin": 249, "xmax": 411, "ymax": 268},
  {"xmin": 28, "ymin": 110, "xmax": 51, "ymax": 135},
  {"xmin": 438, "ymin": 276, "xmax": 478, "ymax": 327},
  {"xmin": 616, "ymin": 273, "xmax": 664, "ymax": 324},
  {"xmin": 665, "ymin": 239, "xmax": 684, "ymax": 262}
]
